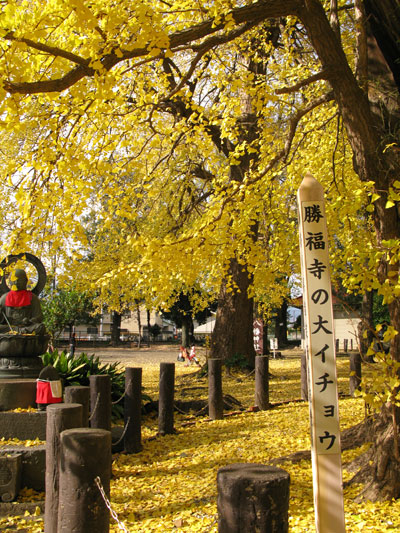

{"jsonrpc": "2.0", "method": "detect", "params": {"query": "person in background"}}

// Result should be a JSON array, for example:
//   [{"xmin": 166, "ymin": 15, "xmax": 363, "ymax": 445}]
[
  {"xmin": 186, "ymin": 345, "xmax": 201, "ymax": 367},
  {"xmin": 177, "ymin": 345, "xmax": 187, "ymax": 362}
]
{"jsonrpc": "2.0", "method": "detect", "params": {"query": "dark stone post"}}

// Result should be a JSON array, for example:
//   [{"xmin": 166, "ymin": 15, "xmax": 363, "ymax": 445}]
[
  {"xmin": 255, "ymin": 356, "xmax": 269, "ymax": 410},
  {"xmin": 44, "ymin": 403, "xmax": 83, "ymax": 533},
  {"xmin": 89, "ymin": 375, "xmax": 111, "ymax": 432},
  {"xmin": 64, "ymin": 386, "xmax": 90, "ymax": 427},
  {"xmin": 217, "ymin": 463, "xmax": 290, "ymax": 533},
  {"xmin": 124, "ymin": 367, "xmax": 142, "ymax": 453},
  {"xmin": 349, "ymin": 352, "xmax": 362, "ymax": 396},
  {"xmin": 58, "ymin": 428, "xmax": 111, "ymax": 533},
  {"xmin": 208, "ymin": 358, "xmax": 223, "ymax": 420},
  {"xmin": 300, "ymin": 352, "xmax": 308, "ymax": 401},
  {"xmin": 158, "ymin": 363, "xmax": 175, "ymax": 435}
]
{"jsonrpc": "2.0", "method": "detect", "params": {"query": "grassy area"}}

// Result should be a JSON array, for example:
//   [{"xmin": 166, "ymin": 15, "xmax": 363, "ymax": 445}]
[{"xmin": 1, "ymin": 355, "xmax": 399, "ymax": 532}]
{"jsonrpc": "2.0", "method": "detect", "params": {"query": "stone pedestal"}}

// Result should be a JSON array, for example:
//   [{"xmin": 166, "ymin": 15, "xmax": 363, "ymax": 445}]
[
  {"xmin": 0, "ymin": 357, "xmax": 43, "ymax": 379},
  {"xmin": 0, "ymin": 379, "xmax": 37, "ymax": 410},
  {"xmin": 0, "ymin": 334, "xmax": 48, "ymax": 379}
]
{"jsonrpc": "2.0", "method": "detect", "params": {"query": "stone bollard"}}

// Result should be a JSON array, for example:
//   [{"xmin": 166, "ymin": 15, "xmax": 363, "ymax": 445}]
[
  {"xmin": 255, "ymin": 356, "xmax": 269, "ymax": 410},
  {"xmin": 89, "ymin": 375, "xmax": 111, "ymax": 432},
  {"xmin": 158, "ymin": 363, "xmax": 175, "ymax": 435},
  {"xmin": 217, "ymin": 463, "xmax": 290, "ymax": 533},
  {"xmin": 349, "ymin": 352, "xmax": 362, "ymax": 396},
  {"xmin": 124, "ymin": 367, "xmax": 142, "ymax": 453},
  {"xmin": 58, "ymin": 428, "xmax": 111, "ymax": 533},
  {"xmin": 208, "ymin": 358, "xmax": 223, "ymax": 420},
  {"xmin": 45, "ymin": 403, "xmax": 83, "ymax": 533},
  {"xmin": 64, "ymin": 386, "xmax": 90, "ymax": 427}
]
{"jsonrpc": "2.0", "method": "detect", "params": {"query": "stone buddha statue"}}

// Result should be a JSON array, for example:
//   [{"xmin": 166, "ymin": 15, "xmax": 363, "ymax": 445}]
[{"xmin": 0, "ymin": 268, "xmax": 46, "ymax": 336}]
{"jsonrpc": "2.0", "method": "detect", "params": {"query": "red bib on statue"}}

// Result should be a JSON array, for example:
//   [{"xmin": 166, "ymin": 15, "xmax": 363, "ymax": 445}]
[
  {"xmin": 36, "ymin": 380, "xmax": 63, "ymax": 404},
  {"xmin": 5, "ymin": 290, "xmax": 33, "ymax": 307}
]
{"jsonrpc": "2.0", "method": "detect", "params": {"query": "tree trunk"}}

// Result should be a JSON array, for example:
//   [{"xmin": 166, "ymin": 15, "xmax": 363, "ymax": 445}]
[
  {"xmin": 136, "ymin": 305, "xmax": 141, "ymax": 348},
  {"xmin": 210, "ymin": 258, "xmax": 256, "ymax": 366},
  {"xmin": 357, "ymin": 290, "xmax": 374, "ymax": 361},
  {"xmin": 274, "ymin": 300, "xmax": 288, "ymax": 348},
  {"xmin": 347, "ymin": 406, "xmax": 400, "ymax": 501},
  {"xmin": 111, "ymin": 311, "xmax": 121, "ymax": 347},
  {"xmin": 299, "ymin": 0, "xmax": 400, "ymax": 500},
  {"xmin": 181, "ymin": 315, "xmax": 192, "ymax": 348},
  {"xmin": 147, "ymin": 310, "xmax": 151, "ymax": 347}
]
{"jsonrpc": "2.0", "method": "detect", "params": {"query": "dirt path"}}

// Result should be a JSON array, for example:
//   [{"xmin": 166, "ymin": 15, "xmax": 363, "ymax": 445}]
[
  {"xmin": 85, "ymin": 344, "xmax": 302, "ymax": 368},
  {"xmin": 88, "ymin": 344, "xmax": 206, "ymax": 368}
]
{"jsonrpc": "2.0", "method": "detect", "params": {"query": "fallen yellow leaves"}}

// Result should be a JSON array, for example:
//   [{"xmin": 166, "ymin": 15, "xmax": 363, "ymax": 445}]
[
  {"xmin": 1, "ymin": 356, "xmax": 400, "ymax": 532},
  {"xmin": 0, "ymin": 436, "xmax": 44, "ymax": 447}
]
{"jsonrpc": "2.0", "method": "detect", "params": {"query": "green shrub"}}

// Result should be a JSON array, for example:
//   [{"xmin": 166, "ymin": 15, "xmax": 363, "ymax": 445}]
[
  {"xmin": 40, "ymin": 350, "xmax": 150, "ymax": 420},
  {"xmin": 224, "ymin": 352, "xmax": 251, "ymax": 370}
]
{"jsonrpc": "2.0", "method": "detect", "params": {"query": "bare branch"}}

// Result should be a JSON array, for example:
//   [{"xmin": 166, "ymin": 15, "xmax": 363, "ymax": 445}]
[
  {"xmin": 165, "ymin": 21, "xmax": 260, "ymax": 100},
  {"xmin": 275, "ymin": 70, "xmax": 328, "ymax": 94},
  {"xmin": 249, "ymin": 90, "xmax": 335, "ymax": 184}
]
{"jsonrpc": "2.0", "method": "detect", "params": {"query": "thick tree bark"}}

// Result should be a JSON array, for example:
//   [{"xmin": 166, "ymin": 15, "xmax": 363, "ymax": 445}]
[
  {"xmin": 136, "ymin": 304, "xmax": 142, "ymax": 348},
  {"xmin": 181, "ymin": 314, "xmax": 192, "ymax": 348},
  {"xmin": 298, "ymin": 0, "xmax": 400, "ymax": 501},
  {"xmin": 357, "ymin": 290, "xmax": 374, "ymax": 361},
  {"xmin": 211, "ymin": 258, "xmax": 256, "ymax": 366},
  {"xmin": 274, "ymin": 300, "xmax": 288, "ymax": 348},
  {"xmin": 298, "ymin": 0, "xmax": 400, "ymax": 362},
  {"xmin": 111, "ymin": 311, "xmax": 121, "ymax": 347}
]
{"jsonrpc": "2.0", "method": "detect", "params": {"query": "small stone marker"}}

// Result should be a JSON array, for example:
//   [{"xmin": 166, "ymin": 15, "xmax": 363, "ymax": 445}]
[
  {"xmin": 0, "ymin": 451, "xmax": 22, "ymax": 502},
  {"xmin": 36, "ymin": 365, "xmax": 62, "ymax": 411},
  {"xmin": 217, "ymin": 463, "xmax": 290, "ymax": 532}
]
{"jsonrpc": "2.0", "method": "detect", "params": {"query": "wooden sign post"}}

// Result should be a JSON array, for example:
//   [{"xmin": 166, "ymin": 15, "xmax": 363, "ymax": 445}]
[{"xmin": 297, "ymin": 173, "xmax": 346, "ymax": 533}]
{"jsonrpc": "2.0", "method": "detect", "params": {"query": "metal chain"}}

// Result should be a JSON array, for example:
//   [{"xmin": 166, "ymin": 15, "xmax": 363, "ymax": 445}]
[
  {"xmin": 95, "ymin": 476, "xmax": 130, "ymax": 532},
  {"xmin": 112, "ymin": 417, "xmax": 130, "ymax": 446},
  {"xmin": 88, "ymin": 392, "xmax": 100, "ymax": 422}
]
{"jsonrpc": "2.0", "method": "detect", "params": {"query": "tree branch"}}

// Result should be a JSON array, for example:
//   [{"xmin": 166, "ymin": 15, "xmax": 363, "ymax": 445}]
[
  {"xmin": 165, "ymin": 21, "xmax": 260, "ymax": 100},
  {"xmin": 5, "ymin": 32, "xmax": 90, "ymax": 67},
  {"xmin": 3, "ymin": 0, "xmax": 302, "ymax": 95},
  {"xmin": 354, "ymin": 0, "xmax": 368, "ymax": 89},
  {"xmin": 275, "ymin": 70, "xmax": 328, "ymax": 94},
  {"xmin": 329, "ymin": 0, "xmax": 341, "ymax": 40},
  {"xmin": 249, "ymin": 90, "xmax": 335, "ymax": 183}
]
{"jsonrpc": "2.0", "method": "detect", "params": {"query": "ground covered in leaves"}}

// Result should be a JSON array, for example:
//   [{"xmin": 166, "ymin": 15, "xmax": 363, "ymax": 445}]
[{"xmin": 2, "ymin": 354, "xmax": 400, "ymax": 532}]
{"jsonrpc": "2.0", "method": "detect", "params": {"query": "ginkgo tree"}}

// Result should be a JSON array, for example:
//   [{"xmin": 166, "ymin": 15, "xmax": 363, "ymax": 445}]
[{"xmin": 0, "ymin": 0, "xmax": 398, "ymax": 500}]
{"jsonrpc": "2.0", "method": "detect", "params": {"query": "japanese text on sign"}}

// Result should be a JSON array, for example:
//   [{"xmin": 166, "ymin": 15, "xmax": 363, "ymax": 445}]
[{"xmin": 301, "ymin": 201, "xmax": 341, "ymax": 455}]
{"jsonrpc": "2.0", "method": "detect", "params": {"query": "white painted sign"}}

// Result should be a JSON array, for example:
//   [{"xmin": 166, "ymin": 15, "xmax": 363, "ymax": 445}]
[
  {"xmin": 269, "ymin": 338, "xmax": 278, "ymax": 350},
  {"xmin": 297, "ymin": 173, "xmax": 345, "ymax": 533}
]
